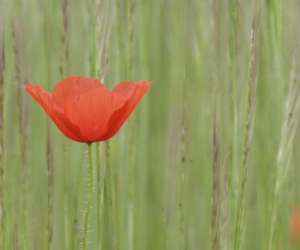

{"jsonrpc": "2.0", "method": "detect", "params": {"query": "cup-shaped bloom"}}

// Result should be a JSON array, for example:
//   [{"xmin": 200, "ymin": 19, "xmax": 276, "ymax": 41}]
[{"xmin": 26, "ymin": 76, "xmax": 151, "ymax": 143}]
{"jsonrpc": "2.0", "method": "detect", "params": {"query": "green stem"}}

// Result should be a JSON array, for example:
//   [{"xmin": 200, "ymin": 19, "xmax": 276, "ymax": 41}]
[{"xmin": 81, "ymin": 144, "xmax": 94, "ymax": 250}]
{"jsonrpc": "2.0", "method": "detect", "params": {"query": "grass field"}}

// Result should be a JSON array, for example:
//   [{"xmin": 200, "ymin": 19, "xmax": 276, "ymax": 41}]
[{"xmin": 1, "ymin": 0, "xmax": 300, "ymax": 249}]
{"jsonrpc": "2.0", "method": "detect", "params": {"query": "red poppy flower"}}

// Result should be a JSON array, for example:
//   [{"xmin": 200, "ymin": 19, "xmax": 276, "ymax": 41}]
[
  {"xmin": 26, "ymin": 76, "xmax": 151, "ymax": 143},
  {"xmin": 290, "ymin": 206, "xmax": 300, "ymax": 243}
]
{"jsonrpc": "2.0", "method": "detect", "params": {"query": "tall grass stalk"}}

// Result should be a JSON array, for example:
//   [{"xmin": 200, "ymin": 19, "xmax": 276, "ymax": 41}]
[
  {"xmin": 96, "ymin": 143, "xmax": 104, "ymax": 250},
  {"xmin": 11, "ymin": 17, "xmax": 20, "ymax": 250},
  {"xmin": 71, "ymin": 150, "xmax": 87, "ymax": 250},
  {"xmin": 177, "ymin": 95, "xmax": 187, "ymax": 250},
  {"xmin": 233, "ymin": 14, "xmax": 258, "ymax": 250},
  {"xmin": 95, "ymin": 0, "xmax": 112, "ymax": 249},
  {"xmin": 127, "ymin": 0, "xmax": 136, "ymax": 249},
  {"xmin": 59, "ymin": 0, "xmax": 70, "ymax": 248},
  {"xmin": 212, "ymin": 1, "xmax": 230, "ymax": 249},
  {"xmin": 95, "ymin": 0, "xmax": 102, "ymax": 79},
  {"xmin": 219, "ymin": 158, "xmax": 229, "ymax": 250},
  {"xmin": 43, "ymin": 2, "xmax": 54, "ymax": 248},
  {"xmin": 267, "ymin": 0, "xmax": 282, "ymax": 97},
  {"xmin": 12, "ymin": 17, "xmax": 29, "ymax": 249},
  {"xmin": 95, "ymin": 0, "xmax": 111, "ymax": 81},
  {"xmin": 107, "ymin": 137, "xmax": 120, "ymax": 249},
  {"xmin": 80, "ymin": 144, "xmax": 94, "ymax": 250},
  {"xmin": 0, "ymin": 24, "xmax": 5, "ymax": 250},
  {"xmin": 60, "ymin": 0, "xmax": 69, "ymax": 78},
  {"xmin": 269, "ymin": 0, "xmax": 282, "ymax": 42},
  {"xmin": 228, "ymin": 0, "xmax": 239, "ymax": 201},
  {"xmin": 211, "ymin": 103, "xmax": 221, "ymax": 250},
  {"xmin": 46, "ymin": 119, "xmax": 54, "ymax": 250},
  {"xmin": 105, "ymin": 141, "xmax": 119, "ymax": 249},
  {"xmin": 177, "ymin": 4, "xmax": 189, "ymax": 246},
  {"xmin": 228, "ymin": 4, "xmax": 240, "ymax": 247},
  {"xmin": 268, "ymin": 48, "xmax": 300, "ymax": 250},
  {"xmin": 127, "ymin": 0, "xmax": 134, "ymax": 78}
]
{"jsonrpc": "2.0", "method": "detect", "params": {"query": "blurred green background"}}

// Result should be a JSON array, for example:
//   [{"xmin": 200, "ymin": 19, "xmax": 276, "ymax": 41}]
[{"xmin": 1, "ymin": 0, "xmax": 300, "ymax": 249}]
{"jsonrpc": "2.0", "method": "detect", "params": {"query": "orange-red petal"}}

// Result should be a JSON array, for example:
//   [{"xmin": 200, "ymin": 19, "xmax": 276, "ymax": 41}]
[
  {"xmin": 102, "ymin": 80, "xmax": 151, "ymax": 140},
  {"xmin": 62, "ymin": 86, "xmax": 126, "ymax": 142},
  {"xmin": 25, "ymin": 83, "xmax": 82, "ymax": 142},
  {"xmin": 52, "ymin": 76, "xmax": 107, "ymax": 106}
]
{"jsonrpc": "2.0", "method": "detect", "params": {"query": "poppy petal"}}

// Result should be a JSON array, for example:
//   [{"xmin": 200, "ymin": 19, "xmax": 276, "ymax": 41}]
[
  {"xmin": 25, "ymin": 83, "xmax": 82, "ymax": 142},
  {"xmin": 62, "ymin": 86, "xmax": 126, "ymax": 142},
  {"xmin": 52, "ymin": 76, "xmax": 107, "ymax": 106},
  {"xmin": 102, "ymin": 80, "xmax": 151, "ymax": 140}
]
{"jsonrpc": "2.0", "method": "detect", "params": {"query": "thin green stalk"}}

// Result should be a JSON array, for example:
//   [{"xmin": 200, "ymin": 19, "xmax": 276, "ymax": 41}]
[
  {"xmin": 94, "ymin": 1, "xmax": 112, "ymax": 249},
  {"xmin": 268, "ymin": 0, "xmax": 282, "ymax": 42},
  {"xmin": 177, "ymin": 111, "xmax": 187, "ymax": 250},
  {"xmin": 91, "ymin": 0, "xmax": 111, "ymax": 79},
  {"xmin": 60, "ymin": 0, "xmax": 69, "ymax": 78},
  {"xmin": 106, "ymin": 141, "xmax": 119, "ymax": 250},
  {"xmin": 94, "ymin": 0, "xmax": 101, "ymax": 78},
  {"xmin": 46, "ymin": 124, "xmax": 54, "ymax": 250},
  {"xmin": 211, "ymin": 4, "xmax": 220, "ymax": 250},
  {"xmin": 42, "ymin": 2, "xmax": 54, "ymax": 249},
  {"xmin": 80, "ymin": 144, "xmax": 94, "ymax": 250},
  {"xmin": 0, "ymin": 25, "xmax": 5, "ymax": 250},
  {"xmin": 177, "ymin": 6, "xmax": 188, "ymax": 246},
  {"xmin": 12, "ymin": 17, "xmax": 20, "ymax": 250},
  {"xmin": 96, "ymin": 143, "xmax": 103, "ymax": 250},
  {"xmin": 127, "ymin": 0, "xmax": 135, "ymax": 79},
  {"xmin": 211, "ymin": 103, "xmax": 221, "ymax": 250},
  {"xmin": 59, "ymin": 0, "xmax": 70, "ymax": 248},
  {"xmin": 71, "ymin": 149, "xmax": 86, "ymax": 250},
  {"xmin": 268, "ymin": 48, "xmax": 300, "ymax": 250},
  {"xmin": 13, "ymin": 16, "xmax": 29, "ymax": 250},
  {"xmin": 267, "ymin": 0, "xmax": 282, "ymax": 95},
  {"xmin": 233, "ymin": 15, "xmax": 258, "ymax": 250},
  {"xmin": 95, "ymin": 0, "xmax": 103, "ymax": 247},
  {"xmin": 211, "ymin": 1, "xmax": 229, "ymax": 249},
  {"xmin": 228, "ymin": 5, "xmax": 239, "ymax": 248},
  {"xmin": 95, "ymin": 0, "xmax": 111, "ymax": 79},
  {"xmin": 128, "ymin": 140, "xmax": 135, "ymax": 250},
  {"xmin": 228, "ymin": 0, "xmax": 239, "ymax": 197},
  {"xmin": 113, "ymin": 164, "xmax": 119, "ymax": 250},
  {"xmin": 127, "ymin": 0, "xmax": 135, "ymax": 249}
]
